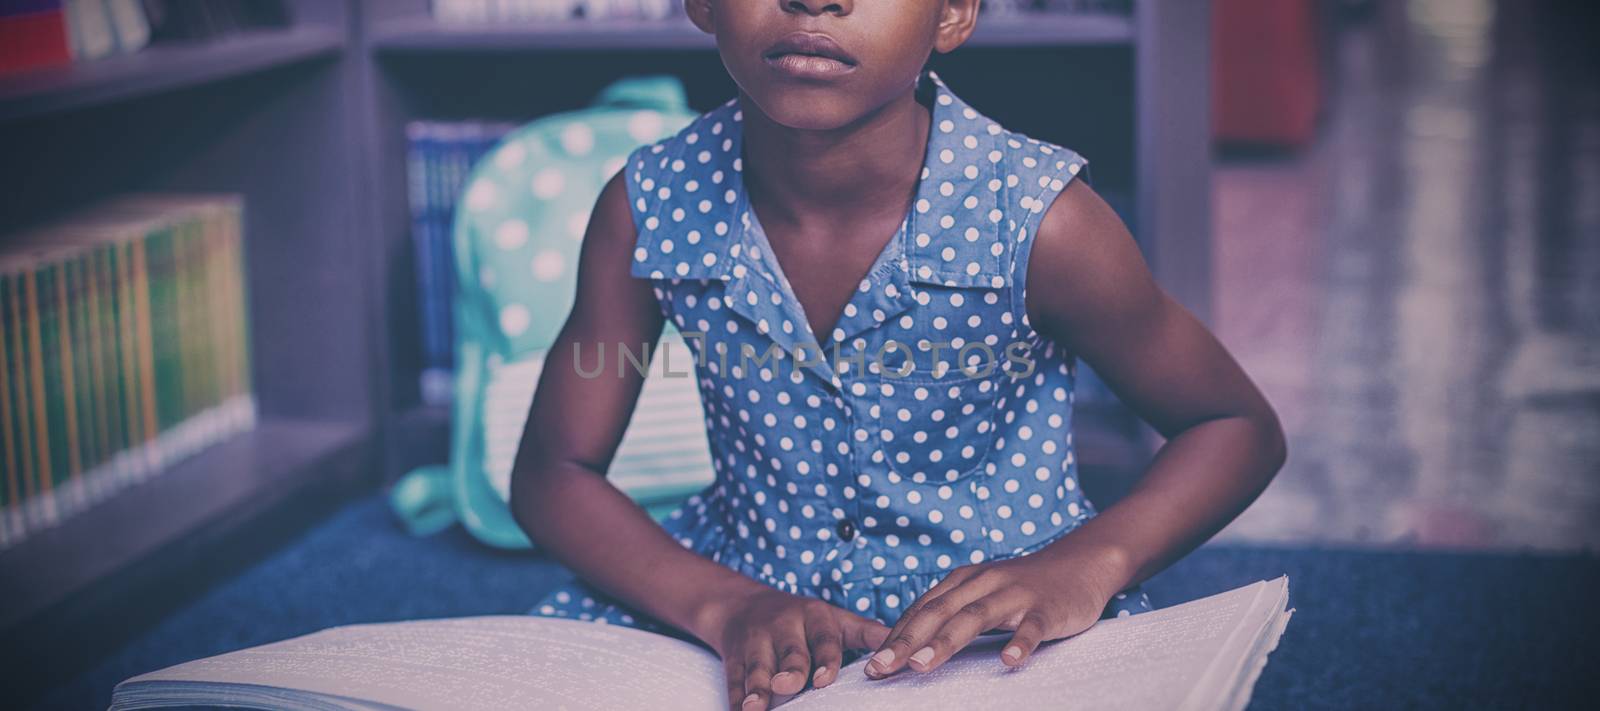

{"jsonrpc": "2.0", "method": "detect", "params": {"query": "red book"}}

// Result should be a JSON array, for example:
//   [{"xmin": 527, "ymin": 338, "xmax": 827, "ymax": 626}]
[
  {"xmin": 0, "ymin": 5, "xmax": 71, "ymax": 77},
  {"xmin": 1212, "ymin": 0, "xmax": 1324, "ymax": 148}
]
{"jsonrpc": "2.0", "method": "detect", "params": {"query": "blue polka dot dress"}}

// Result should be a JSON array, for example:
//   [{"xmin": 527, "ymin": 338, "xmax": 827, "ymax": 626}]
[{"xmin": 530, "ymin": 69, "xmax": 1153, "ymax": 635}]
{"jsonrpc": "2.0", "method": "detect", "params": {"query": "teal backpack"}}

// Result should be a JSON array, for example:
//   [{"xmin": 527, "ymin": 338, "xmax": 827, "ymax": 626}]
[{"xmin": 390, "ymin": 76, "xmax": 714, "ymax": 549}]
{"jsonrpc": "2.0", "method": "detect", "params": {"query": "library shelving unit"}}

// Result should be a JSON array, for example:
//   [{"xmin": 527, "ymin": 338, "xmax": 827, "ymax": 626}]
[
  {"xmin": 0, "ymin": 0, "xmax": 374, "ymax": 696},
  {"xmin": 0, "ymin": 0, "xmax": 1208, "ymax": 699}
]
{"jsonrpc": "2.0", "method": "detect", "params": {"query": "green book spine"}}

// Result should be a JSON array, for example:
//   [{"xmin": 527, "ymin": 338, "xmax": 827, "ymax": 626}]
[
  {"xmin": 107, "ymin": 243, "xmax": 132, "ymax": 477},
  {"xmin": 233, "ymin": 204, "xmax": 253, "ymax": 407},
  {"xmin": 132, "ymin": 237, "xmax": 157, "ymax": 466},
  {"xmin": 1, "ymin": 268, "xmax": 18, "ymax": 538},
  {"xmin": 84, "ymin": 245, "xmax": 114, "ymax": 488},
  {"xmin": 121, "ymin": 239, "xmax": 150, "ymax": 472},
  {"xmin": 68, "ymin": 250, "xmax": 101, "ymax": 502},
  {"xmin": 217, "ymin": 206, "xmax": 243, "ymax": 407},
  {"xmin": 39, "ymin": 261, "xmax": 66, "ymax": 522},
  {"xmin": 117, "ymin": 238, "xmax": 141, "ymax": 478},
  {"xmin": 7, "ymin": 273, "xmax": 33, "ymax": 529},
  {"xmin": 148, "ymin": 225, "xmax": 176, "ymax": 437},
  {"xmin": 50, "ymin": 258, "xmax": 71, "ymax": 512},
  {"xmin": 178, "ymin": 215, "xmax": 198, "ymax": 423},
  {"xmin": 202, "ymin": 210, "xmax": 221, "ymax": 413},
  {"xmin": 192, "ymin": 212, "xmax": 216, "ymax": 419},
  {"xmin": 24, "ymin": 269, "xmax": 56, "ymax": 523},
  {"xmin": 98, "ymin": 244, "xmax": 130, "ymax": 484},
  {"xmin": 58, "ymin": 253, "xmax": 86, "ymax": 506},
  {"xmin": 169, "ymin": 219, "xmax": 187, "ymax": 431},
  {"xmin": 166, "ymin": 219, "xmax": 184, "ymax": 434}
]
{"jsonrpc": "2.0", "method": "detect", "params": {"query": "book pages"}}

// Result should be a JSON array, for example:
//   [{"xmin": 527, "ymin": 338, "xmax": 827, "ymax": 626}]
[
  {"xmin": 112, "ymin": 616, "xmax": 725, "ymax": 711},
  {"xmin": 112, "ymin": 578, "xmax": 1291, "ymax": 711},
  {"xmin": 780, "ymin": 577, "xmax": 1291, "ymax": 711}
]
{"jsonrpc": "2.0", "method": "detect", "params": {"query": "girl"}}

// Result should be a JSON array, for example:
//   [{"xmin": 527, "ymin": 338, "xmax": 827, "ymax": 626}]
[{"xmin": 511, "ymin": 1, "xmax": 1286, "ymax": 709}]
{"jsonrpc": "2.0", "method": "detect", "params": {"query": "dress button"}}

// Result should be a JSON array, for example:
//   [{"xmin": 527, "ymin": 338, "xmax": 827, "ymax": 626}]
[{"xmin": 836, "ymin": 519, "xmax": 857, "ymax": 542}]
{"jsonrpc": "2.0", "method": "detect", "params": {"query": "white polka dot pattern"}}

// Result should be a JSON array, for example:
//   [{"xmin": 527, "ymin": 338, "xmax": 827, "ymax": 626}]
[{"xmin": 532, "ymin": 70, "xmax": 1152, "ymax": 628}]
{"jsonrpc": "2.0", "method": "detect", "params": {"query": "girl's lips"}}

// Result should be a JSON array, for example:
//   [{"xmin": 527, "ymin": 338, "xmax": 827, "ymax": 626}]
[
  {"xmin": 764, "ymin": 52, "xmax": 857, "ymax": 79},
  {"xmin": 763, "ymin": 31, "xmax": 858, "ymax": 80}
]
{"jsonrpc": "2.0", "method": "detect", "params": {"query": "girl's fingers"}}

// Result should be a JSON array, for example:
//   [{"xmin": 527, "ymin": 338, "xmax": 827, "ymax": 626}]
[
  {"xmin": 1001, "ymin": 610, "xmax": 1050, "ymax": 667},
  {"xmin": 723, "ymin": 655, "xmax": 747, "ymax": 711},
  {"xmin": 805, "ymin": 609, "xmax": 845, "ymax": 689},
  {"xmin": 769, "ymin": 620, "xmax": 812, "ymax": 696},
  {"xmin": 881, "ymin": 566, "xmax": 973, "ymax": 646},
  {"xmin": 872, "ymin": 568, "xmax": 971, "ymax": 670},
  {"xmin": 905, "ymin": 592, "xmax": 1016, "ymax": 673},
  {"xmin": 867, "ymin": 578, "xmax": 990, "ymax": 678},
  {"xmin": 741, "ymin": 634, "xmax": 776, "ymax": 710},
  {"xmin": 838, "ymin": 610, "xmax": 892, "ymax": 651}
]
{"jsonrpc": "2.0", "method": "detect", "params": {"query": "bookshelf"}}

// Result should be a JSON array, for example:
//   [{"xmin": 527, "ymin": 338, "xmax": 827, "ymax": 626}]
[
  {"xmin": 0, "ymin": 0, "xmax": 1208, "ymax": 701},
  {"xmin": 0, "ymin": 3, "xmax": 375, "ymax": 697}
]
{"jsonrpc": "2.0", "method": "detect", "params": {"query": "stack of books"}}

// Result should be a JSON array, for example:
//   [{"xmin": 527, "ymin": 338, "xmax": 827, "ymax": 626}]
[
  {"xmin": 0, "ymin": 195, "xmax": 256, "ymax": 550},
  {"xmin": 405, "ymin": 120, "xmax": 515, "ymax": 407}
]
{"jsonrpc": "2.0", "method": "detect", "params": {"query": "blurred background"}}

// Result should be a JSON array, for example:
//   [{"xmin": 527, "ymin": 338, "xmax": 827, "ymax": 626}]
[{"xmin": 0, "ymin": 0, "xmax": 1595, "ymax": 708}]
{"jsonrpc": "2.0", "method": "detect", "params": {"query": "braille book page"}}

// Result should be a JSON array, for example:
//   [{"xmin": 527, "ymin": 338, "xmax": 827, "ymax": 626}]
[
  {"xmin": 111, "ymin": 579, "xmax": 1290, "ymax": 711},
  {"xmin": 111, "ymin": 616, "xmax": 727, "ymax": 711},
  {"xmin": 779, "ymin": 577, "xmax": 1292, "ymax": 711}
]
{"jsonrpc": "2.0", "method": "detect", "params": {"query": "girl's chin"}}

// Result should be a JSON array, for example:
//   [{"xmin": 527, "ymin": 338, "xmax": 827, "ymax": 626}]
[{"xmin": 748, "ymin": 92, "xmax": 866, "ymax": 133}]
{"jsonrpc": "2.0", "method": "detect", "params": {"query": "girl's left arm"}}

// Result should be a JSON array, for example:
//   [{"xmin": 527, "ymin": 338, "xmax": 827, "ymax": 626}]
[{"xmin": 866, "ymin": 179, "xmax": 1287, "ymax": 679}]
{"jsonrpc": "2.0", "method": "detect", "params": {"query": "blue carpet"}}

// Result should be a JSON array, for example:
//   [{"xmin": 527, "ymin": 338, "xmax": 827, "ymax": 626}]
[{"xmin": 33, "ymin": 496, "xmax": 1600, "ymax": 710}]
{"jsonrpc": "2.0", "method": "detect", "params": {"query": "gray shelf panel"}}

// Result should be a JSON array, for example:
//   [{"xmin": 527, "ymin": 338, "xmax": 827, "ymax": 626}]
[
  {"xmin": 0, "ymin": 27, "xmax": 345, "ymax": 124},
  {"xmin": 0, "ymin": 418, "xmax": 371, "ymax": 630},
  {"xmin": 371, "ymin": 17, "xmax": 711, "ymax": 52},
  {"xmin": 370, "ymin": 13, "xmax": 1132, "ymax": 53},
  {"xmin": 970, "ymin": 12, "xmax": 1135, "ymax": 46}
]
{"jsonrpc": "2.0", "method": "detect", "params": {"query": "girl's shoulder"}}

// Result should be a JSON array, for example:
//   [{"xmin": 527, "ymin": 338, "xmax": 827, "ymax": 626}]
[
  {"xmin": 618, "ymin": 99, "xmax": 743, "ymax": 279},
  {"xmin": 622, "ymin": 72, "xmax": 1094, "ymax": 284},
  {"xmin": 622, "ymin": 98, "xmax": 742, "ymax": 201},
  {"xmin": 622, "ymin": 72, "xmax": 1093, "ymax": 217}
]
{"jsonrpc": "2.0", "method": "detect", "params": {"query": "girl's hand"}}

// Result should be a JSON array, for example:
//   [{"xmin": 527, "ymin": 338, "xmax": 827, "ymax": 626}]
[
  {"xmin": 702, "ymin": 588, "xmax": 890, "ymax": 710},
  {"xmin": 862, "ymin": 543, "xmax": 1125, "ymax": 678}
]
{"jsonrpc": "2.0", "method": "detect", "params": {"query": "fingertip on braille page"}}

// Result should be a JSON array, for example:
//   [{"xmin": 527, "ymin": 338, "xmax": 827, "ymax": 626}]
[
  {"xmin": 770, "ymin": 671, "xmax": 800, "ymax": 692},
  {"xmin": 867, "ymin": 648, "xmax": 895, "ymax": 676}
]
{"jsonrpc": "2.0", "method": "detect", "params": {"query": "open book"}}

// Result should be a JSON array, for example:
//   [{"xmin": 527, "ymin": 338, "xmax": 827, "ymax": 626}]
[{"xmin": 111, "ymin": 577, "xmax": 1291, "ymax": 711}]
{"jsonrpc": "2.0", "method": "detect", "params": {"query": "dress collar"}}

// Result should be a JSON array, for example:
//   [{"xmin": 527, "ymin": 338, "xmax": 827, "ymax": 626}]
[{"xmin": 631, "ymin": 69, "xmax": 1008, "ymax": 289}]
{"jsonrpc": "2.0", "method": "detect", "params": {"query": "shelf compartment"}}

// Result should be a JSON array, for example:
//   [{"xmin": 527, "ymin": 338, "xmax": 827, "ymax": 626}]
[
  {"xmin": 0, "ymin": 27, "xmax": 345, "ymax": 124},
  {"xmin": 0, "ymin": 418, "xmax": 371, "ymax": 631}
]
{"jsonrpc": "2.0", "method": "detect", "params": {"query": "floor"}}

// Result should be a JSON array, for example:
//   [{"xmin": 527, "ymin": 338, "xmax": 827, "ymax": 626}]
[
  {"xmin": 1211, "ymin": 0, "xmax": 1600, "ymax": 552},
  {"xmin": 32, "ymin": 496, "xmax": 1600, "ymax": 710}
]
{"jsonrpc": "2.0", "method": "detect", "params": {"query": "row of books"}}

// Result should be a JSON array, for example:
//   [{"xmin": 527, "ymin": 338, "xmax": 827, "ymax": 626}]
[
  {"xmin": 407, "ymin": 120, "xmax": 516, "ymax": 406},
  {"xmin": 0, "ymin": 195, "xmax": 257, "ymax": 550},
  {"xmin": 0, "ymin": 0, "xmax": 289, "ymax": 77},
  {"xmin": 1, "ymin": 0, "xmax": 146, "ymax": 75}
]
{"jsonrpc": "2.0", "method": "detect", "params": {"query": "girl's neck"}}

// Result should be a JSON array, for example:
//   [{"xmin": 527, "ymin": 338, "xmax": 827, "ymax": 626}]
[{"xmin": 737, "ymin": 85, "xmax": 932, "ymax": 231}]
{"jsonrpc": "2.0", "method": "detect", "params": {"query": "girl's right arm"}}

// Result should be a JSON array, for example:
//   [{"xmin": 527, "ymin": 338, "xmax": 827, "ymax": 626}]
[{"xmin": 509, "ymin": 171, "xmax": 887, "ymax": 710}]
